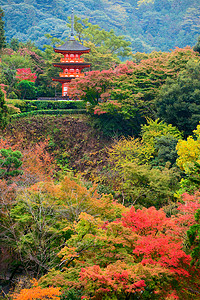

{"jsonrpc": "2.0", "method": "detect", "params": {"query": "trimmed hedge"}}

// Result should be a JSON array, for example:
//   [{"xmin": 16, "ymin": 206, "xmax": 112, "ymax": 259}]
[
  {"xmin": 7, "ymin": 100, "xmax": 85, "ymax": 112},
  {"xmin": 11, "ymin": 109, "xmax": 87, "ymax": 119}
]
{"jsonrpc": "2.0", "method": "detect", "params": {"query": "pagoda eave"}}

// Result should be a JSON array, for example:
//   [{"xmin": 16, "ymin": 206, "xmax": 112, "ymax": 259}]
[
  {"xmin": 52, "ymin": 77, "xmax": 78, "ymax": 83},
  {"xmin": 54, "ymin": 49, "xmax": 90, "ymax": 54},
  {"xmin": 52, "ymin": 63, "xmax": 91, "ymax": 69}
]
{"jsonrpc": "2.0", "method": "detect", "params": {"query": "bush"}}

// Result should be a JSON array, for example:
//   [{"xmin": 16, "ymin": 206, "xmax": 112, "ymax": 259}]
[
  {"xmin": 11, "ymin": 100, "xmax": 85, "ymax": 112},
  {"xmin": 11, "ymin": 109, "xmax": 87, "ymax": 119},
  {"xmin": 16, "ymin": 80, "xmax": 37, "ymax": 100},
  {"xmin": 7, "ymin": 91, "xmax": 18, "ymax": 99}
]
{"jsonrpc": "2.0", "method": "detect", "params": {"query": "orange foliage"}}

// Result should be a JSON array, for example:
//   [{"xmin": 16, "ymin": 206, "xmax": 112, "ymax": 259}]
[
  {"xmin": 28, "ymin": 175, "xmax": 127, "ymax": 222},
  {"xmin": 13, "ymin": 280, "xmax": 61, "ymax": 300},
  {"xmin": 0, "ymin": 136, "xmax": 54, "ymax": 185}
]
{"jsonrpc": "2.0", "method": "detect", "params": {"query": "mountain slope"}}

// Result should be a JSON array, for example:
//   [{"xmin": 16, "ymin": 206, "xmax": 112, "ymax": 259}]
[{"xmin": 0, "ymin": 0, "xmax": 199, "ymax": 52}]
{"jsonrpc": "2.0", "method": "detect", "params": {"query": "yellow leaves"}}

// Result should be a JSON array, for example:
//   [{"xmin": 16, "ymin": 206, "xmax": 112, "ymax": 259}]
[
  {"xmin": 13, "ymin": 279, "xmax": 61, "ymax": 300},
  {"xmin": 108, "ymin": 136, "xmax": 148, "ymax": 168},
  {"xmin": 176, "ymin": 135, "xmax": 200, "ymax": 173},
  {"xmin": 58, "ymin": 246, "xmax": 79, "ymax": 261}
]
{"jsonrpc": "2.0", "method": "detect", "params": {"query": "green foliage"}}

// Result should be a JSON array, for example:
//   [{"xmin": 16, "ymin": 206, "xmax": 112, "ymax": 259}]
[
  {"xmin": 141, "ymin": 119, "xmax": 182, "ymax": 166},
  {"xmin": 1, "ymin": 0, "xmax": 199, "ymax": 53},
  {"xmin": 60, "ymin": 289, "xmax": 82, "ymax": 300},
  {"xmin": 0, "ymin": 52, "xmax": 34, "ymax": 95},
  {"xmin": 106, "ymin": 119, "xmax": 181, "ymax": 206},
  {"xmin": 7, "ymin": 91, "xmax": 18, "ymax": 99},
  {"xmin": 71, "ymin": 16, "xmax": 132, "ymax": 69},
  {"xmin": 16, "ymin": 80, "xmax": 37, "ymax": 100},
  {"xmin": 91, "ymin": 102, "xmax": 141, "ymax": 138},
  {"xmin": 114, "ymin": 160, "xmax": 179, "ymax": 208},
  {"xmin": 1, "ymin": 186, "xmax": 70, "ymax": 276},
  {"xmin": 0, "ymin": 148, "xmax": 23, "ymax": 179},
  {"xmin": 0, "ymin": 88, "xmax": 8, "ymax": 128},
  {"xmin": 151, "ymin": 134, "xmax": 179, "ymax": 167},
  {"xmin": 0, "ymin": 6, "xmax": 5, "ymax": 50},
  {"xmin": 156, "ymin": 59, "xmax": 200, "ymax": 136},
  {"xmin": 11, "ymin": 109, "xmax": 87, "ymax": 119},
  {"xmin": 176, "ymin": 124, "xmax": 200, "ymax": 194},
  {"xmin": 10, "ymin": 38, "xmax": 20, "ymax": 51},
  {"xmin": 12, "ymin": 100, "xmax": 85, "ymax": 113},
  {"xmin": 187, "ymin": 209, "xmax": 200, "ymax": 266},
  {"xmin": 193, "ymin": 35, "xmax": 200, "ymax": 53}
]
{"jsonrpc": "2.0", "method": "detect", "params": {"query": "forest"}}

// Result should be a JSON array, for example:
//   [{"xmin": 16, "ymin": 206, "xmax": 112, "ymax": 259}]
[
  {"xmin": 0, "ymin": 3, "xmax": 200, "ymax": 300},
  {"xmin": 0, "ymin": 0, "xmax": 200, "ymax": 53}
]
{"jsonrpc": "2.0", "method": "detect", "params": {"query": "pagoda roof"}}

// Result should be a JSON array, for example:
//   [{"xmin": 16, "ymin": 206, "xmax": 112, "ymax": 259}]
[{"xmin": 54, "ymin": 38, "xmax": 90, "ymax": 53}]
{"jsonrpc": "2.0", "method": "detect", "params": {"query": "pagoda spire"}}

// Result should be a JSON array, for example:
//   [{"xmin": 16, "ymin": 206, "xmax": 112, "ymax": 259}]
[
  {"xmin": 70, "ymin": 8, "xmax": 75, "ymax": 41},
  {"xmin": 52, "ymin": 9, "xmax": 91, "ymax": 98}
]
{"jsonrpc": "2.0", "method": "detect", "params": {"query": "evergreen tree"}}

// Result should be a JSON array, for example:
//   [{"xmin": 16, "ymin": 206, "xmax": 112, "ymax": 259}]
[
  {"xmin": 0, "ymin": 148, "xmax": 23, "ymax": 179},
  {"xmin": 193, "ymin": 35, "xmax": 200, "ymax": 54},
  {"xmin": 0, "ymin": 6, "xmax": 5, "ymax": 50},
  {"xmin": 0, "ymin": 88, "xmax": 8, "ymax": 128}
]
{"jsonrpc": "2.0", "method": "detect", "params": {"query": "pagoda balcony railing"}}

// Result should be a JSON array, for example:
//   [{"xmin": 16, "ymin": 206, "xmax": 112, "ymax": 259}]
[
  {"xmin": 59, "ymin": 73, "xmax": 84, "ymax": 78},
  {"xmin": 61, "ymin": 58, "xmax": 84, "ymax": 63}
]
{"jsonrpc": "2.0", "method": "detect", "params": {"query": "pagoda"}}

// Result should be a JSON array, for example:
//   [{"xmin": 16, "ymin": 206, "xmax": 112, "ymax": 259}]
[{"xmin": 52, "ymin": 9, "xmax": 91, "ymax": 97}]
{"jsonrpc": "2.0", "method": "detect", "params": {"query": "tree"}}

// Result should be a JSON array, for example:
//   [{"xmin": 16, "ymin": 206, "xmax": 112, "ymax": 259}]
[
  {"xmin": 38, "ymin": 203, "xmax": 197, "ymax": 299},
  {"xmin": 105, "ymin": 119, "xmax": 181, "ymax": 206},
  {"xmin": 0, "ymin": 87, "xmax": 8, "ymax": 128},
  {"xmin": 156, "ymin": 59, "xmax": 200, "ymax": 136},
  {"xmin": 187, "ymin": 209, "xmax": 200, "ymax": 267},
  {"xmin": 10, "ymin": 38, "xmax": 20, "ymax": 51},
  {"xmin": 16, "ymin": 80, "xmax": 37, "ymax": 100},
  {"xmin": 193, "ymin": 35, "xmax": 200, "ymax": 53},
  {"xmin": 69, "ymin": 69, "xmax": 116, "ymax": 105},
  {"xmin": 0, "ymin": 148, "xmax": 23, "ymax": 180},
  {"xmin": 13, "ymin": 279, "xmax": 61, "ymax": 300},
  {"xmin": 16, "ymin": 68, "xmax": 37, "ymax": 82},
  {"xmin": 0, "ymin": 175, "xmax": 126, "ymax": 277},
  {"xmin": 111, "ymin": 47, "xmax": 199, "ymax": 119},
  {"xmin": 0, "ymin": 6, "xmax": 5, "ymax": 51},
  {"xmin": 176, "ymin": 123, "xmax": 200, "ymax": 194},
  {"xmin": 68, "ymin": 16, "xmax": 132, "ymax": 70}
]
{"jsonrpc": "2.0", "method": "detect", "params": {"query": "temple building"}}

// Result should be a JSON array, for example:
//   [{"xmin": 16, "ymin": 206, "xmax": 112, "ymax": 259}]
[{"xmin": 52, "ymin": 9, "xmax": 91, "ymax": 97}]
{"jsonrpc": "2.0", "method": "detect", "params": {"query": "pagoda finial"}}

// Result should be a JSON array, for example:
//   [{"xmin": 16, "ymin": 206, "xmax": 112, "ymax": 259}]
[{"xmin": 70, "ymin": 8, "xmax": 75, "ymax": 40}]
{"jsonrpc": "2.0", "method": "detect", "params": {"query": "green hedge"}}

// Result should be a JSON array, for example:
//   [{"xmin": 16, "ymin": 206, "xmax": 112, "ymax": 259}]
[
  {"xmin": 8, "ymin": 100, "xmax": 85, "ymax": 112},
  {"xmin": 11, "ymin": 109, "xmax": 87, "ymax": 119}
]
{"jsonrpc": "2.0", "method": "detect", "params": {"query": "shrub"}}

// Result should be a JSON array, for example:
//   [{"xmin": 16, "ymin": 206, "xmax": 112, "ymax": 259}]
[
  {"xmin": 11, "ymin": 109, "xmax": 87, "ymax": 119},
  {"xmin": 12, "ymin": 100, "xmax": 85, "ymax": 112}
]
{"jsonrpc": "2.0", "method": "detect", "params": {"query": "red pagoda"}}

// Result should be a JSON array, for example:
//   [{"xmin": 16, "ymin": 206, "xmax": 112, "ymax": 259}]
[{"xmin": 52, "ymin": 9, "xmax": 91, "ymax": 97}]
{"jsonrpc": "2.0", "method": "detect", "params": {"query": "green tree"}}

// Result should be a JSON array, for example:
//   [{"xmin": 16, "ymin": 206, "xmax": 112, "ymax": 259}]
[
  {"xmin": 0, "ymin": 148, "xmax": 23, "ymax": 179},
  {"xmin": 16, "ymin": 80, "xmax": 37, "ymax": 100},
  {"xmin": 0, "ymin": 6, "xmax": 5, "ymax": 51},
  {"xmin": 0, "ymin": 88, "xmax": 8, "ymax": 128},
  {"xmin": 151, "ymin": 134, "xmax": 179, "ymax": 167},
  {"xmin": 193, "ymin": 35, "xmax": 200, "ymax": 53},
  {"xmin": 106, "ymin": 120, "xmax": 181, "ymax": 206},
  {"xmin": 156, "ymin": 59, "xmax": 200, "ymax": 136},
  {"xmin": 68, "ymin": 16, "xmax": 132, "ymax": 70},
  {"xmin": 187, "ymin": 209, "xmax": 200, "ymax": 266},
  {"xmin": 10, "ymin": 38, "xmax": 20, "ymax": 51}
]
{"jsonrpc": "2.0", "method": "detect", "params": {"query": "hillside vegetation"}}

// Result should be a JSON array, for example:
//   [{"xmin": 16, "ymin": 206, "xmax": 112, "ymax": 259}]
[
  {"xmin": 1, "ymin": 0, "xmax": 200, "ymax": 52},
  {"xmin": 1, "ymin": 5, "xmax": 200, "ymax": 300}
]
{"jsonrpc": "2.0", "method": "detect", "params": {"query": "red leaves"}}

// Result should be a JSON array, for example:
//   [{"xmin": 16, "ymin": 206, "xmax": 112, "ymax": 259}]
[
  {"xmin": 122, "ymin": 206, "xmax": 168, "ymax": 235},
  {"xmin": 68, "ymin": 69, "xmax": 116, "ymax": 104},
  {"xmin": 16, "ymin": 68, "xmax": 37, "ymax": 82},
  {"xmin": 80, "ymin": 262, "xmax": 147, "ymax": 296}
]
